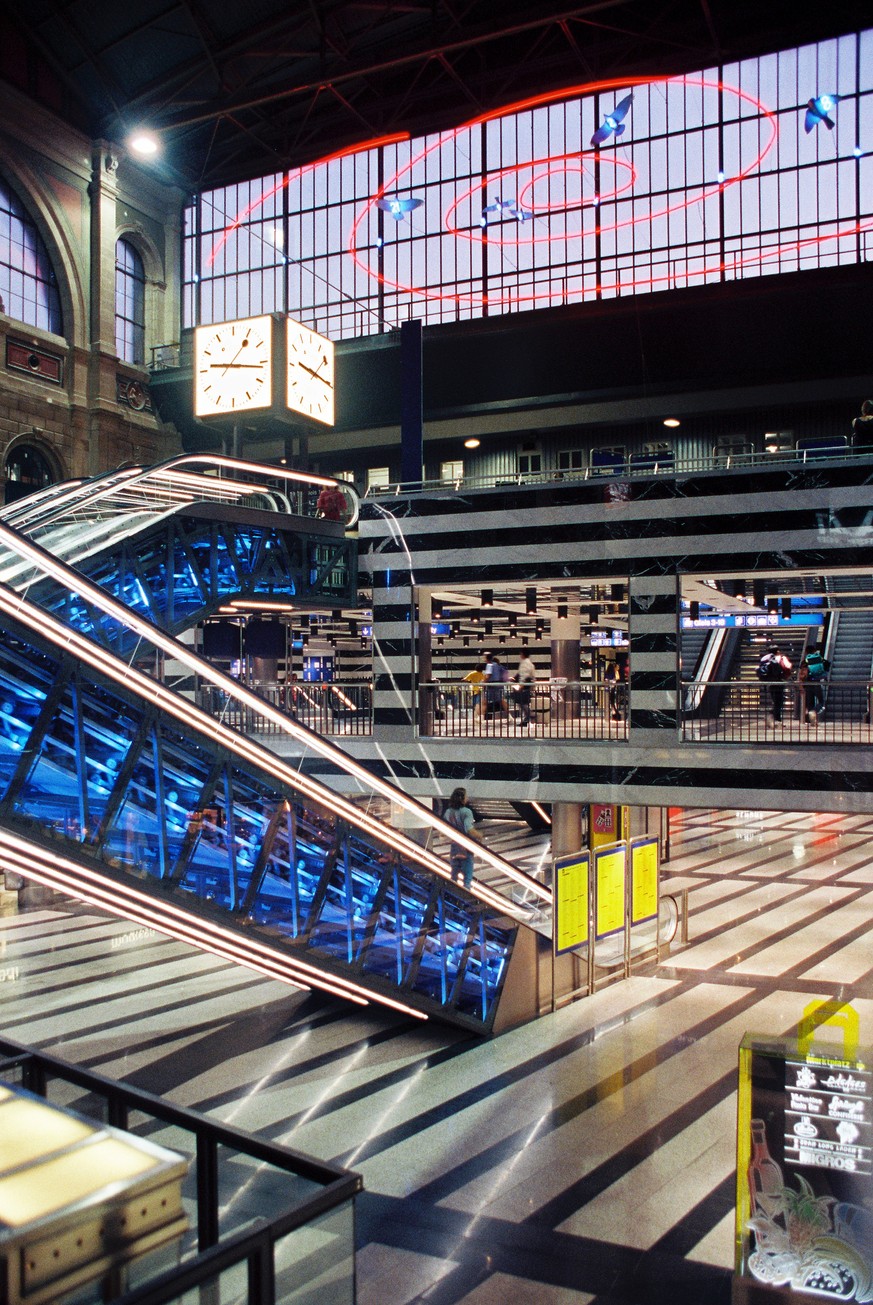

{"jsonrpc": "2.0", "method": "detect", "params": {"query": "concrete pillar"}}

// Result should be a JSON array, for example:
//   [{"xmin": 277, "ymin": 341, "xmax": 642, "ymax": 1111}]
[
  {"xmin": 551, "ymin": 801, "xmax": 584, "ymax": 857},
  {"xmin": 550, "ymin": 613, "xmax": 581, "ymax": 720},
  {"xmin": 628, "ymin": 576, "xmax": 679, "ymax": 733},
  {"xmin": 417, "ymin": 591, "xmax": 433, "ymax": 734}
]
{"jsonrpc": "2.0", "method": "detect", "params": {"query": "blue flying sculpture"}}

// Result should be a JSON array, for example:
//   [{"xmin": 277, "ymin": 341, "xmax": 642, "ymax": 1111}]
[
  {"xmin": 479, "ymin": 196, "xmax": 533, "ymax": 227},
  {"xmin": 804, "ymin": 94, "xmax": 839, "ymax": 133},
  {"xmin": 376, "ymin": 194, "xmax": 424, "ymax": 220},
  {"xmin": 591, "ymin": 93, "xmax": 634, "ymax": 147}
]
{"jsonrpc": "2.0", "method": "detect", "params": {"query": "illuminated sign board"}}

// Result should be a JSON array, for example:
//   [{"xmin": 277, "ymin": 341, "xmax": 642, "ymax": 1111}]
[
  {"xmin": 682, "ymin": 613, "xmax": 823, "ymax": 630},
  {"xmin": 554, "ymin": 852, "xmax": 589, "ymax": 955},
  {"xmin": 630, "ymin": 839, "xmax": 659, "ymax": 926},
  {"xmin": 590, "ymin": 631, "xmax": 629, "ymax": 646},
  {"xmin": 594, "ymin": 846, "xmax": 625, "ymax": 940},
  {"xmin": 736, "ymin": 1007, "xmax": 873, "ymax": 1302}
]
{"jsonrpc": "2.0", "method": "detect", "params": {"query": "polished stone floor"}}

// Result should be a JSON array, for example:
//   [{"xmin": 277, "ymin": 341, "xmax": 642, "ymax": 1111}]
[{"xmin": 3, "ymin": 806, "xmax": 873, "ymax": 1304}]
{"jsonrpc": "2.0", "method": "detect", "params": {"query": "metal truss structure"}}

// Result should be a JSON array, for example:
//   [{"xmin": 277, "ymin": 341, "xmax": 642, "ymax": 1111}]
[
  {"xmin": 32, "ymin": 511, "xmax": 355, "ymax": 646},
  {"xmin": 0, "ymin": 461, "xmax": 542, "ymax": 1032},
  {"xmin": 0, "ymin": 579, "xmax": 520, "ymax": 1034},
  {"xmin": 5, "ymin": 2, "xmax": 869, "ymax": 189}
]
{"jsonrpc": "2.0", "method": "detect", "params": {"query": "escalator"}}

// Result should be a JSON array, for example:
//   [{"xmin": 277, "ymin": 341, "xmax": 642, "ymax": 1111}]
[
  {"xmin": 0, "ymin": 460, "xmax": 549, "ymax": 1034},
  {"xmin": 0, "ymin": 455, "xmax": 360, "ymax": 625}
]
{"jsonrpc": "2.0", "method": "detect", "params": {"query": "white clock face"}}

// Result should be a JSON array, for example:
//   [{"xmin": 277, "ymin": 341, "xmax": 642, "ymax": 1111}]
[
  {"xmin": 194, "ymin": 316, "xmax": 273, "ymax": 417},
  {"xmin": 286, "ymin": 319, "xmax": 335, "ymax": 426}
]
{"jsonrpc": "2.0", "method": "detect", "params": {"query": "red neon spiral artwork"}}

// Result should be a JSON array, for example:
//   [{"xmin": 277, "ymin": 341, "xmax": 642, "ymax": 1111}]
[{"xmin": 206, "ymin": 74, "xmax": 871, "ymax": 315}]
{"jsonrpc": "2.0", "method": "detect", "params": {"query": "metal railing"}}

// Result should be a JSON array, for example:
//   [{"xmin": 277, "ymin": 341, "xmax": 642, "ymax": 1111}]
[
  {"xmin": 680, "ymin": 679, "xmax": 872, "ymax": 744},
  {"xmin": 1, "ymin": 454, "xmax": 359, "ymax": 537},
  {"xmin": 0, "ymin": 1035, "xmax": 360, "ymax": 1305},
  {"xmin": 419, "ymin": 680, "xmax": 628, "ymax": 740},
  {"xmin": 367, "ymin": 444, "xmax": 873, "ymax": 499},
  {"xmin": 199, "ymin": 682, "xmax": 374, "ymax": 736}
]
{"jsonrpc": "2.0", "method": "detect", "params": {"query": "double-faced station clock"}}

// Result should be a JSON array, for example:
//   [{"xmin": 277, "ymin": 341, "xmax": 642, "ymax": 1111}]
[
  {"xmin": 193, "ymin": 314, "xmax": 335, "ymax": 428},
  {"xmin": 286, "ymin": 319, "xmax": 334, "ymax": 426},
  {"xmin": 193, "ymin": 315, "xmax": 273, "ymax": 418}
]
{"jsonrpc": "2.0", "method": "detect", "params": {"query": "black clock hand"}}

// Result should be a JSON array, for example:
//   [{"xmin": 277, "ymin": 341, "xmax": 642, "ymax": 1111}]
[
  {"xmin": 217, "ymin": 333, "xmax": 254, "ymax": 378},
  {"xmin": 299, "ymin": 359, "xmax": 333, "ymax": 387},
  {"xmin": 208, "ymin": 363, "xmax": 264, "ymax": 368}
]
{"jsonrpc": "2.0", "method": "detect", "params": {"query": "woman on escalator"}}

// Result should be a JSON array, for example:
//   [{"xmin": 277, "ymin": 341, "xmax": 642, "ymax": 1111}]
[{"xmin": 443, "ymin": 787, "xmax": 481, "ymax": 890}]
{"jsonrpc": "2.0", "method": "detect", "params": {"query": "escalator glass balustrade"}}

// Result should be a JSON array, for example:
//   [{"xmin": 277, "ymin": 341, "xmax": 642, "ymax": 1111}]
[{"xmin": 0, "ymin": 610, "xmax": 517, "ymax": 1031}]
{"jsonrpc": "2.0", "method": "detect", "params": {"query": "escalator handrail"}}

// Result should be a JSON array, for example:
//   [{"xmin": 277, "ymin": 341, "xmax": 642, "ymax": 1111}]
[
  {"xmin": 0, "ymin": 568, "xmax": 524, "ymax": 929},
  {"xmin": 0, "ymin": 517, "xmax": 549, "ymax": 908},
  {"xmin": 3, "ymin": 455, "xmax": 360, "ymax": 535}
]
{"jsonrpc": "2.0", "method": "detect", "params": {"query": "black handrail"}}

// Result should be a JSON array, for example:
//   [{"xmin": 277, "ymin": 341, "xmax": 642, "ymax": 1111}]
[{"xmin": 0, "ymin": 1034, "xmax": 361, "ymax": 1305}]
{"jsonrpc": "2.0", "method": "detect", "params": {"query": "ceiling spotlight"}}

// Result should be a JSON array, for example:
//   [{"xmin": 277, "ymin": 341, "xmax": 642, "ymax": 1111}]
[
  {"xmin": 557, "ymin": 601, "xmax": 568, "ymax": 619},
  {"xmin": 432, "ymin": 598, "xmax": 443, "ymax": 618},
  {"xmin": 129, "ymin": 131, "xmax": 160, "ymax": 157},
  {"xmin": 481, "ymin": 589, "xmax": 493, "ymax": 607},
  {"xmin": 663, "ymin": 418, "xmax": 680, "ymax": 428},
  {"xmin": 464, "ymin": 438, "xmax": 480, "ymax": 449},
  {"xmin": 525, "ymin": 588, "xmax": 537, "ymax": 614}
]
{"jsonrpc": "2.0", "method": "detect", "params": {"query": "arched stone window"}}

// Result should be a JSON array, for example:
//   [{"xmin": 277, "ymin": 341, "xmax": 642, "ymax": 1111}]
[
  {"xmin": 115, "ymin": 238, "xmax": 146, "ymax": 364},
  {"xmin": 4, "ymin": 441, "xmax": 60, "ymax": 505},
  {"xmin": 0, "ymin": 178, "xmax": 63, "ymax": 335}
]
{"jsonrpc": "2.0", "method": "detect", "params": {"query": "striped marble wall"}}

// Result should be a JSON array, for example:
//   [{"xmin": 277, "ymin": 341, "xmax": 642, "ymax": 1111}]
[{"xmin": 330, "ymin": 461, "xmax": 873, "ymax": 812}]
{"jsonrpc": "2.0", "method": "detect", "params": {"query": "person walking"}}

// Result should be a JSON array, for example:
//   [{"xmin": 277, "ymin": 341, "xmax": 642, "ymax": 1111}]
[
  {"xmin": 798, "ymin": 648, "xmax": 828, "ymax": 723},
  {"xmin": 443, "ymin": 786, "xmax": 480, "ymax": 889},
  {"xmin": 757, "ymin": 643, "xmax": 792, "ymax": 722},
  {"xmin": 484, "ymin": 654, "xmax": 509, "ymax": 720},
  {"xmin": 463, "ymin": 662, "xmax": 486, "ymax": 721},
  {"xmin": 515, "ymin": 646, "xmax": 536, "ymax": 726}
]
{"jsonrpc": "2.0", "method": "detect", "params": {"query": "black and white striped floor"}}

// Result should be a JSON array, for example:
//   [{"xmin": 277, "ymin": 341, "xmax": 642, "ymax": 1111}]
[{"xmin": 3, "ymin": 806, "xmax": 873, "ymax": 1304}]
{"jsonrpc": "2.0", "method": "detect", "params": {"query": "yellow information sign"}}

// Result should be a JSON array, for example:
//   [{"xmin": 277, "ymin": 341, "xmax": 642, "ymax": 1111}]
[
  {"xmin": 595, "ymin": 845, "xmax": 626, "ymax": 939},
  {"xmin": 630, "ymin": 838, "xmax": 659, "ymax": 924},
  {"xmin": 554, "ymin": 853, "xmax": 589, "ymax": 955}
]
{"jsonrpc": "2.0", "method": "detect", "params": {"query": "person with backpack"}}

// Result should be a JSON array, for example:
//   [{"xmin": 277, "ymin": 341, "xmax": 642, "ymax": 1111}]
[
  {"xmin": 483, "ymin": 653, "xmax": 509, "ymax": 719},
  {"xmin": 798, "ymin": 648, "xmax": 829, "ymax": 723},
  {"xmin": 757, "ymin": 643, "xmax": 793, "ymax": 722},
  {"xmin": 442, "ymin": 786, "xmax": 481, "ymax": 889}
]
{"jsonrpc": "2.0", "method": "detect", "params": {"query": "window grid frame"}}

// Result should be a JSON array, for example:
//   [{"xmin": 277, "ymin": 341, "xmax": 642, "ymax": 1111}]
[{"xmin": 182, "ymin": 30, "xmax": 872, "ymax": 341}]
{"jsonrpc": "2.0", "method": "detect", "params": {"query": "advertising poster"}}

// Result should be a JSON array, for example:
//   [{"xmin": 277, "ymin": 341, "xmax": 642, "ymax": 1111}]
[
  {"xmin": 554, "ymin": 853, "xmax": 589, "ymax": 956},
  {"xmin": 630, "ymin": 838, "xmax": 659, "ymax": 925},
  {"xmin": 737, "ymin": 1027, "xmax": 873, "ymax": 1302},
  {"xmin": 590, "ymin": 804, "xmax": 619, "ymax": 850},
  {"xmin": 595, "ymin": 845, "xmax": 625, "ymax": 940}
]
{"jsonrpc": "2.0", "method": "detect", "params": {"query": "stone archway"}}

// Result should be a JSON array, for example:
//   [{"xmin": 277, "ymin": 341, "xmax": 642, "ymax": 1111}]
[{"xmin": 4, "ymin": 439, "xmax": 63, "ymax": 505}]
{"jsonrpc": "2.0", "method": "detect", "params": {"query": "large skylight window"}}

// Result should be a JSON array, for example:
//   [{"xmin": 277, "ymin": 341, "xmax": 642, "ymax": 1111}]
[{"xmin": 183, "ymin": 29, "xmax": 872, "ymax": 341}]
